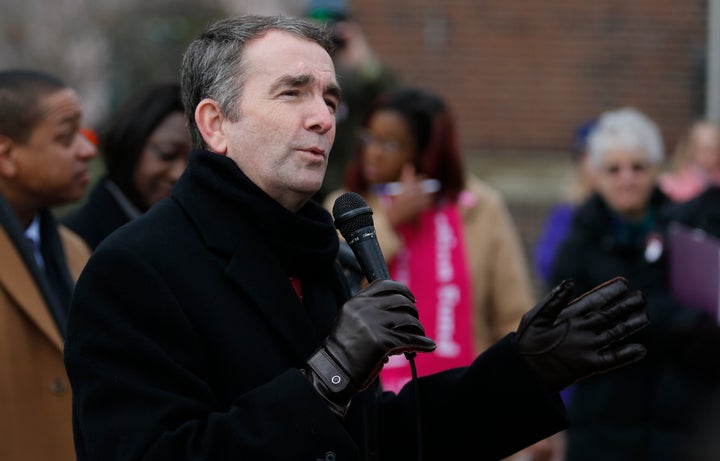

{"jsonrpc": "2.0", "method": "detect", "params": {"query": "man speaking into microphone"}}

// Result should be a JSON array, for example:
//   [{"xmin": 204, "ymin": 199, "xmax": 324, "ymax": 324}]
[{"xmin": 64, "ymin": 15, "xmax": 650, "ymax": 461}]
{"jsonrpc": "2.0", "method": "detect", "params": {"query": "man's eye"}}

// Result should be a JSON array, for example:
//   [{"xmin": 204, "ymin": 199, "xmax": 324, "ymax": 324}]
[
  {"xmin": 326, "ymin": 99, "xmax": 338, "ymax": 113},
  {"xmin": 57, "ymin": 131, "xmax": 75, "ymax": 146}
]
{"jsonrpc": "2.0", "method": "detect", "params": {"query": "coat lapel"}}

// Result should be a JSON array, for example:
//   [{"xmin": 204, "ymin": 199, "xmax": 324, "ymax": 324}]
[
  {"xmin": 171, "ymin": 153, "xmax": 333, "ymax": 362},
  {"xmin": 225, "ymin": 235, "xmax": 321, "ymax": 362},
  {"xmin": 0, "ymin": 228, "xmax": 63, "ymax": 350}
]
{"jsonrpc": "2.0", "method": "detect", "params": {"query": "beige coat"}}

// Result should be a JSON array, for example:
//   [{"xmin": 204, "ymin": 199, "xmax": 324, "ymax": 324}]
[
  {"xmin": 324, "ymin": 175, "xmax": 535, "ymax": 355},
  {"xmin": 0, "ymin": 225, "xmax": 90, "ymax": 461}
]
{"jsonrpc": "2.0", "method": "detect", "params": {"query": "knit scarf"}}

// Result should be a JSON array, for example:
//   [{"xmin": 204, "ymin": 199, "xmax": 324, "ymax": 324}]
[
  {"xmin": 379, "ymin": 200, "xmax": 475, "ymax": 393},
  {"xmin": 188, "ymin": 150, "xmax": 339, "ymax": 281},
  {"xmin": 186, "ymin": 150, "xmax": 346, "ymax": 340}
]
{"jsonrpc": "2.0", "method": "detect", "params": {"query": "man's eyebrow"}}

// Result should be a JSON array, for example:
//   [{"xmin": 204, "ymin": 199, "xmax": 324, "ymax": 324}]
[
  {"xmin": 56, "ymin": 112, "xmax": 82, "ymax": 128},
  {"xmin": 269, "ymin": 74, "xmax": 311, "ymax": 93},
  {"xmin": 269, "ymin": 74, "xmax": 342, "ymax": 100},
  {"xmin": 326, "ymin": 82, "xmax": 342, "ymax": 102}
]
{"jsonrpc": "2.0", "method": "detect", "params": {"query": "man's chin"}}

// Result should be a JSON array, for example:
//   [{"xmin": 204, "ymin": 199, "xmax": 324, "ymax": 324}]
[
  {"xmin": 300, "ymin": 172, "xmax": 326, "ymax": 192},
  {"xmin": 303, "ymin": 183, "xmax": 324, "ymax": 197},
  {"xmin": 289, "ymin": 178, "xmax": 321, "ymax": 197}
]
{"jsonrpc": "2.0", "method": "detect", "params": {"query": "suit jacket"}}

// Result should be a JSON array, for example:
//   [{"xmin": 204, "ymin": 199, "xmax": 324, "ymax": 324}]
[
  {"xmin": 61, "ymin": 177, "xmax": 135, "ymax": 250},
  {"xmin": 0, "ymin": 211, "xmax": 90, "ymax": 461},
  {"xmin": 65, "ymin": 150, "xmax": 567, "ymax": 461}
]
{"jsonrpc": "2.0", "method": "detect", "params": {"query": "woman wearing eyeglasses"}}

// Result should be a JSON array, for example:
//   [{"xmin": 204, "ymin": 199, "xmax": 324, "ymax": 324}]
[
  {"xmin": 549, "ymin": 107, "xmax": 716, "ymax": 461},
  {"xmin": 323, "ymin": 86, "xmax": 563, "ymax": 460}
]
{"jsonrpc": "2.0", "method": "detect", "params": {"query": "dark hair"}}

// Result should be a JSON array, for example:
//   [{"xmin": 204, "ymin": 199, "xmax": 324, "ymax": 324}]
[
  {"xmin": 101, "ymin": 82, "xmax": 184, "ymax": 210},
  {"xmin": 572, "ymin": 117, "xmax": 598, "ymax": 161},
  {"xmin": 181, "ymin": 15, "xmax": 334, "ymax": 149},
  {"xmin": 0, "ymin": 69, "xmax": 68, "ymax": 144},
  {"xmin": 342, "ymin": 86, "xmax": 465, "ymax": 201}
]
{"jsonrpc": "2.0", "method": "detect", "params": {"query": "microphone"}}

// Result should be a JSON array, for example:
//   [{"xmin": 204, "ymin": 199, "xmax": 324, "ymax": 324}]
[
  {"xmin": 333, "ymin": 193, "xmax": 424, "ymax": 458},
  {"xmin": 332, "ymin": 192, "xmax": 415, "ymax": 362},
  {"xmin": 332, "ymin": 192, "xmax": 390, "ymax": 282}
]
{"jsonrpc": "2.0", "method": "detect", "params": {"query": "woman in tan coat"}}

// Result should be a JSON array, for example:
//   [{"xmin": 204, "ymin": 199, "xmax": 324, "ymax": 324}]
[
  {"xmin": 0, "ymin": 69, "xmax": 95, "ymax": 461},
  {"xmin": 323, "ymin": 86, "xmax": 534, "ymax": 381},
  {"xmin": 323, "ymin": 86, "xmax": 562, "ymax": 460}
]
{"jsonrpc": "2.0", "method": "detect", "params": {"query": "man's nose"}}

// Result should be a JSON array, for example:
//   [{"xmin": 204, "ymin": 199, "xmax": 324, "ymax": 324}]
[
  {"xmin": 307, "ymin": 97, "xmax": 335, "ymax": 134},
  {"xmin": 77, "ymin": 130, "xmax": 98, "ymax": 159}
]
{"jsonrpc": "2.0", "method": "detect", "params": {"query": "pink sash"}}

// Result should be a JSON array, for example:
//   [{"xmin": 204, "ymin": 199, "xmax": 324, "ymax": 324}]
[{"xmin": 379, "ymin": 202, "xmax": 475, "ymax": 393}]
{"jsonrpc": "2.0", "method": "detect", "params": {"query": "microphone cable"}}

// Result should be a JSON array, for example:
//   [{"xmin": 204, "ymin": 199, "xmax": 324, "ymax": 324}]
[{"xmin": 406, "ymin": 352, "xmax": 423, "ymax": 461}]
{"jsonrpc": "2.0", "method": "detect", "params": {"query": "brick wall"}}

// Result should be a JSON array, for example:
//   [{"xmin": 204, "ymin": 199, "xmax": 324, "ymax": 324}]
[
  {"xmin": 348, "ymin": 0, "xmax": 708, "ymax": 154},
  {"xmin": 346, "ymin": 0, "xmax": 708, "ymax": 291}
]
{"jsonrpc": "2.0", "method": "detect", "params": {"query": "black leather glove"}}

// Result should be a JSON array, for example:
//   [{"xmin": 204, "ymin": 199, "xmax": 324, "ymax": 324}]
[
  {"xmin": 303, "ymin": 279, "xmax": 437, "ymax": 417},
  {"xmin": 516, "ymin": 276, "xmax": 649, "ymax": 392}
]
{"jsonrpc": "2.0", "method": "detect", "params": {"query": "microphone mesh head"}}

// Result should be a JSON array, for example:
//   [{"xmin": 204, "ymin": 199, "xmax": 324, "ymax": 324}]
[{"xmin": 332, "ymin": 192, "xmax": 374, "ymax": 238}]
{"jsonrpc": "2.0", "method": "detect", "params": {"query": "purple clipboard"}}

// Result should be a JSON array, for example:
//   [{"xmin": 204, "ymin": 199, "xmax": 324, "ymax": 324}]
[{"xmin": 668, "ymin": 223, "xmax": 720, "ymax": 321}]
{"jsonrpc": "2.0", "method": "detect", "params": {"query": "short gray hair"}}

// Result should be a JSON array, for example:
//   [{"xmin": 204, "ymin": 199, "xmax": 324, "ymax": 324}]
[
  {"xmin": 587, "ymin": 107, "xmax": 665, "ymax": 169},
  {"xmin": 181, "ymin": 15, "xmax": 335, "ymax": 149}
]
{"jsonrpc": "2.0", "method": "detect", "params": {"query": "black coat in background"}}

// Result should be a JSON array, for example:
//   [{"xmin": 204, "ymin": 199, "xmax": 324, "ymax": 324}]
[
  {"xmin": 550, "ymin": 188, "xmax": 718, "ymax": 461},
  {"xmin": 660, "ymin": 185, "xmax": 720, "ymax": 238},
  {"xmin": 656, "ymin": 184, "xmax": 720, "ymax": 461},
  {"xmin": 64, "ymin": 149, "xmax": 567, "ymax": 461},
  {"xmin": 61, "ymin": 177, "xmax": 134, "ymax": 250}
]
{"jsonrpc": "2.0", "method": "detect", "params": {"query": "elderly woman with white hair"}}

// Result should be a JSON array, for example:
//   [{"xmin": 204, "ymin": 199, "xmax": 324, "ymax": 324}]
[
  {"xmin": 549, "ymin": 107, "xmax": 713, "ymax": 461},
  {"xmin": 584, "ymin": 107, "xmax": 666, "ymax": 226}
]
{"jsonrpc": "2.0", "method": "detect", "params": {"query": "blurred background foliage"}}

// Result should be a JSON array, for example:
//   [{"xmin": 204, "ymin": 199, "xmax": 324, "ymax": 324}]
[{"xmin": 0, "ymin": 0, "xmax": 304, "ymax": 125}]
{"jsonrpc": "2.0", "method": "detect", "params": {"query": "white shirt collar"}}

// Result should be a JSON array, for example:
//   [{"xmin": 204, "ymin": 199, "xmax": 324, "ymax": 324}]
[{"xmin": 24, "ymin": 214, "xmax": 44, "ymax": 269}]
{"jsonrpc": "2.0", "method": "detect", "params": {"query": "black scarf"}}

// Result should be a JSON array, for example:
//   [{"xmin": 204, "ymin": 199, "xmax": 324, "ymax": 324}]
[
  {"xmin": 187, "ymin": 150, "xmax": 347, "ymax": 337},
  {"xmin": 189, "ymin": 150, "xmax": 340, "ymax": 280}
]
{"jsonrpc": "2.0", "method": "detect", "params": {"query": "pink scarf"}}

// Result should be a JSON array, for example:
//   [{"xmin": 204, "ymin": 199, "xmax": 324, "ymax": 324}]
[{"xmin": 379, "ymin": 201, "xmax": 475, "ymax": 393}]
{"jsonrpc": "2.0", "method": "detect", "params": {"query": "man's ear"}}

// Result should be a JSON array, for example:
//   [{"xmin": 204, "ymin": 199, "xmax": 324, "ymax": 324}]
[
  {"xmin": 195, "ymin": 99, "xmax": 228, "ymax": 155},
  {"xmin": 0, "ymin": 135, "xmax": 17, "ymax": 178}
]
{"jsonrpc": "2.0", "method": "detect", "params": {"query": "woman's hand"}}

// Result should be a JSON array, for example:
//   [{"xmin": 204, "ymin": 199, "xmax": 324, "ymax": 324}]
[{"xmin": 386, "ymin": 164, "xmax": 435, "ymax": 228}]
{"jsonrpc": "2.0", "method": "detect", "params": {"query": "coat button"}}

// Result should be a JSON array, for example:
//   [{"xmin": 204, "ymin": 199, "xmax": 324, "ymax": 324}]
[
  {"xmin": 49, "ymin": 378, "xmax": 68, "ymax": 394},
  {"xmin": 316, "ymin": 451, "xmax": 336, "ymax": 461}
]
